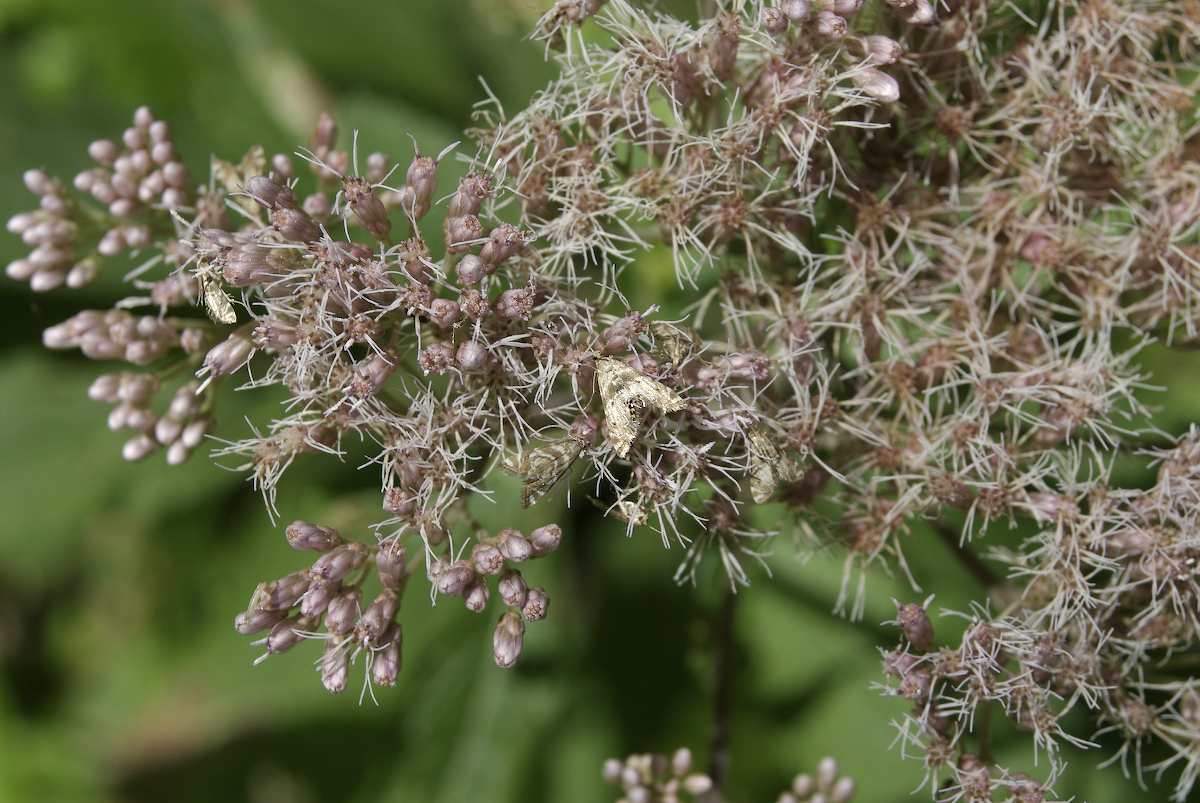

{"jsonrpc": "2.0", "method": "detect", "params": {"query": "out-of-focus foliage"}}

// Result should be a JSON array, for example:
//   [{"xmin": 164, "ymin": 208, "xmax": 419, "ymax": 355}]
[{"xmin": 0, "ymin": 1, "xmax": 1194, "ymax": 802}]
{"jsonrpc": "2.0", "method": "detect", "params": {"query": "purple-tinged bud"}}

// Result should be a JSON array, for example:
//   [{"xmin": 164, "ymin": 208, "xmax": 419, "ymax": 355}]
[
  {"xmin": 271, "ymin": 153, "xmax": 294, "ymax": 178},
  {"xmin": 464, "ymin": 579, "xmax": 491, "ymax": 613},
  {"xmin": 672, "ymin": 748, "xmax": 693, "ymax": 777},
  {"xmin": 865, "ymin": 34, "xmax": 903, "ymax": 64},
  {"xmin": 853, "ymin": 68, "xmax": 900, "ymax": 102},
  {"xmin": 418, "ymin": 342, "xmax": 456, "ymax": 375},
  {"xmin": 271, "ymin": 207, "xmax": 320, "ymax": 242},
  {"xmin": 830, "ymin": 777, "xmax": 855, "ymax": 802},
  {"xmin": 266, "ymin": 616, "xmax": 311, "ymax": 654},
  {"xmin": 472, "ymin": 542, "xmax": 505, "ymax": 575},
  {"xmin": 456, "ymin": 340, "xmax": 489, "ymax": 373},
  {"xmin": 444, "ymin": 215, "xmax": 483, "ymax": 253},
  {"xmin": 250, "ymin": 570, "xmax": 313, "ymax": 611},
  {"xmin": 376, "ymin": 541, "xmax": 408, "ymax": 589},
  {"xmin": 303, "ymin": 192, "xmax": 331, "ymax": 220},
  {"xmin": 181, "ymin": 420, "xmax": 209, "ymax": 450},
  {"xmin": 371, "ymin": 624, "xmax": 403, "ymax": 686},
  {"xmin": 816, "ymin": 757, "xmax": 838, "ymax": 789},
  {"xmin": 492, "ymin": 611, "xmax": 525, "ymax": 668},
  {"xmin": 300, "ymin": 578, "xmax": 340, "ymax": 618},
  {"xmin": 345, "ymin": 178, "xmax": 392, "ymax": 241},
  {"xmin": 311, "ymin": 542, "xmax": 369, "ymax": 581},
  {"xmin": 321, "ymin": 641, "xmax": 349, "ymax": 694},
  {"xmin": 23, "ymin": 169, "xmax": 52, "ymax": 196},
  {"xmin": 88, "ymin": 139, "xmax": 118, "ymax": 165},
  {"xmin": 224, "ymin": 244, "xmax": 275, "ymax": 286},
  {"xmin": 235, "ymin": 607, "xmax": 286, "ymax": 635},
  {"xmin": 365, "ymin": 152, "xmax": 390, "ymax": 185},
  {"xmin": 448, "ymin": 172, "xmax": 492, "ymax": 217},
  {"xmin": 761, "ymin": 6, "xmax": 789, "ymax": 33},
  {"xmin": 456, "ymin": 254, "xmax": 485, "ymax": 285},
  {"xmin": 497, "ymin": 529, "xmax": 532, "ymax": 562},
  {"xmin": 458, "ymin": 289, "xmax": 490, "ymax": 321},
  {"xmin": 895, "ymin": 601, "xmax": 934, "ymax": 651},
  {"xmin": 497, "ymin": 568, "xmax": 528, "ymax": 608},
  {"xmin": 359, "ymin": 589, "xmax": 399, "ymax": 641},
  {"xmin": 246, "ymin": 175, "xmax": 295, "ymax": 210},
  {"xmin": 829, "ymin": 0, "xmax": 863, "ymax": 14},
  {"xmin": 313, "ymin": 112, "xmax": 338, "ymax": 153},
  {"xmin": 121, "ymin": 433, "xmax": 157, "ymax": 462},
  {"xmin": 88, "ymin": 373, "xmax": 121, "ymax": 403},
  {"xmin": 66, "ymin": 259, "xmax": 99, "ymax": 288},
  {"xmin": 118, "ymin": 372, "xmax": 158, "ymax": 404},
  {"xmin": 204, "ymin": 332, "xmax": 254, "ymax": 378},
  {"xmin": 325, "ymin": 588, "xmax": 362, "ymax": 635},
  {"xmin": 781, "ymin": 0, "xmax": 810, "ymax": 20},
  {"xmin": 495, "ymin": 287, "xmax": 536, "ymax": 321},
  {"xmin": 521, "ymin": 587, "xmax": 549, "ymax": 622},
  {"xmin": 815, "ymin": 10, "xmax": 847, "ymax": 37},
  {"xmin": 428, "ymin": 298, "xmax": 461, "ymax": 329},
  {"xmin": 162, "ymin": 161, "xmax": 189, "ymax": 187},
  {"xmin": 155, "ymin": 416, "xmax": 182, "ymax": 445},
  {"xmin": 529, "ymin": 524, "xmax": 563, "ymax": 556},
  {"xmin": 436, "ymin": 560, "xmax": 476, "ymax": 596},
  {"xmin": 479, "ymin": 224, "xmax": 526, "ymax": 267},
  {"xmin": 7, "ymin": 259, "xmax": 35, "ymax": 281},
  {"xmin": 164, "ymin": 440, "xmax": 192, "ymax": 466},
  {"xmin": 405, "ymin": 155, "xmax": 438, "ymax": 204},
  {"xmin": 349, "ymin": 352, "xmax": 396, "ymax": 397},
  {"xmin": 683, "ymin": 775, "xmax": 713, "ymax": 795},
  {"xmin": 161, "ymin": 187, "xmax": 188, "ymax": 209},
  {"xmin": 905, "ymin": 0, "xmax": 934, "ymax": 22}
]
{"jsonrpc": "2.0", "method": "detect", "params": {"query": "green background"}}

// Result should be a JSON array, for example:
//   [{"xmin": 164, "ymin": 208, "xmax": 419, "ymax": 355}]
[{"xmin": 0, "ymin": 1, "xmax": 1193, "ymax": 801}]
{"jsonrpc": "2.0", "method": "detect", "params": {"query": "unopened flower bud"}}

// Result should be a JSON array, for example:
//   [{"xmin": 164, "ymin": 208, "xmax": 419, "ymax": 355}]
[
  {"xmin": 864, "ymin": 34, "xmax": 903, "ymax": 64},
  {"xmin": 529, "ymin": 524, "xmax": 562, "ymax": 556},
  {"xmin": 522, "ymin": 587, "xmax": 549, "ymax": 621},
  {"xmin": 311, "ymin": 542, "xmax": 369, "ymax": 581},
  {"xmin": 376, "ymin": 540, "xmax": 408, "ymax": 589},
  {"xmin": 325, "ymin": 588, "xmax": 362, "ymax": 635},
  {"xmin": 456, "ymin": 340, "xmax": 489, "ymax": 373},
  {"xmin": 359, "ymin": 589, "xmax": 400, "ymax": 641},
  {"xmin": 246, "ymin": 175, "xmax": 295, "ymax": 209},
  {"xmin": 436, "ymin": 560, "xmax": 476, "ymax": 596},
  {"xmin": 895, "ymin": 601, "xmax": 934, "ymax": 651},
  {"xmin": 284, "ymin": 520, "xmax": 342, "ymax": 553},
  {"xmin": 853, "ymin": 68, "xmax": 900, "ymax": 102},
  {"xmin": 271, "ymin": 207, "xmax": 319, "ymax": 242},
  {"xmin": 235, "ymin": 607, "xmax": 286, "ymax": 635},
  {"xmin": 492, "ymin": 610, "xmax": 525, "ymax": 668},
  {"xmin": 250, "ymin": 570, "xmax": 312, "ymax": 611},
  {"xmin": 300, "ymin": 578, "xmax": 340, "ymax": 618},
  {"xmin": 471, "ymin": 542, "xmax": 505, "ymax": 575},
  {"xmin": 497, "ymin": 568, "xmax": 528, "ymax": 608},
  {"xmin": 464, "ymin": 579, "xmax": 491, "ymax": 613},
  {"xmin": 497, "ymin": 528, "xmax": 533, "ymax": 562},
  {"xmin": 321, "ymin": 641, "xmax": 349, "ymax": 694},
  {"xmin": 371, "ymin": 624, "xmax": 403, "ymax": 686}
]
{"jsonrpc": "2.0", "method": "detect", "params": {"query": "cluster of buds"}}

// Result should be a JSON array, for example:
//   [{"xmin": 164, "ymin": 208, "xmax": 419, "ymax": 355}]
[
  {"xmin": 236, "ymin": 520, "xmax": 565, "ymax": 690},
  {"xmin": 43, "ymin": 309, "xmax": 181, "ymax": 365},
  {"xmin": 601, "ymin": 748, "xmax": 714, "ymax": 803},
  {"xmin": 778, "ymin": 756, "xmax": 856, "ymax": 803},
  {"xmin": 6, "ymin": 107, "xmax": 190, "ymax": 292},
  {"xmin": 86, "ymin": 374, "xmax": 209, "ymax": 464},
  {"xmin": 235, "ymin": 522, "xmax": 405, "ymax": 693}
]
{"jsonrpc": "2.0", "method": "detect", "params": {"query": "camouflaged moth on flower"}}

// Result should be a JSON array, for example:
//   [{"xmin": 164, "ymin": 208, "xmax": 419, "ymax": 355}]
[
  {"xmin": 746, "ymin": 426, "xmax": 803, "ymax": 504},
  {"xmin": 501, "ymin": 436, "xmax": 586, "ymax": 507},
  {"xmin": 595, "ymin": 357, "xmax": 686, "ymax": 459}
]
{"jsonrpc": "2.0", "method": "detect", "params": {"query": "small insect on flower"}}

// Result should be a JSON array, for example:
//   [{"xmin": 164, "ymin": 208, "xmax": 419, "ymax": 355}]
[
  {"xmin": 650, "ymin": 321, "xmax": 698, "ymax": 366},
  {"xmin": 746, "ymin": 426, "xmax": 802, "ymax": 503},
  {"xmin": 198, "ymin": 269, "xmax": 237, "ymax": 325},
  {"xmin": 502, "ymin": 436, "xmax": 585, "ymax": 507},
  {"xmin": 595, "ymin": 357, "xmax": 686, "ymax": 459}
]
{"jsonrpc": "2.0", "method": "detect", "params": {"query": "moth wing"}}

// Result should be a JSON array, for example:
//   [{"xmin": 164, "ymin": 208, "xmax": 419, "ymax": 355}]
[{"xmin": 201, "ymin": 275, "xmax": 238, "ymax": 324}]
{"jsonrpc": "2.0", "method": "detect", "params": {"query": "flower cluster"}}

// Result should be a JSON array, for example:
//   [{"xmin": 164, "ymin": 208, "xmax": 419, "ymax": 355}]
[
  {"xmin": 7, "ymin": 0, "xmax": 1200, "ymax": 799},
  {"xmin": 600, "ymin": 749, "xmax": 856, "ymax": 803}
]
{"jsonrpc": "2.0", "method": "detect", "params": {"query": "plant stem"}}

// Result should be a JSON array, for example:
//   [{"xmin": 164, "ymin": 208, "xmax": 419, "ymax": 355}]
[
  {"xmin": 709, "ymin": 588, "xmax": 738, "ymax": 792},
  {"xmin": 933, "ymin": 522, "xmax": 999, "ymax": 589}
]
